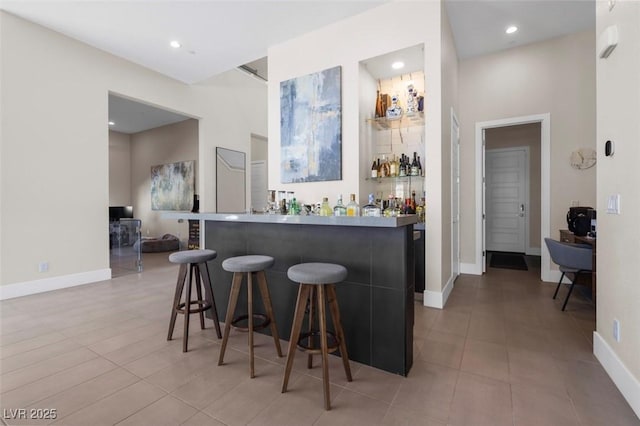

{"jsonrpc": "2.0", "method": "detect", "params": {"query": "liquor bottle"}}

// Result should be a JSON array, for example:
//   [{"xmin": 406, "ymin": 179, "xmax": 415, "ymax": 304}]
[
  {"xmin": 417, "ymin": 155, "xmax": 423, "ymax": 176},
  {"xmin": 362, "ymin": 193, "xmax": 381, "ymax": 217},
  {"xmin": 346, "ymin": 194, "xmax": 360, "ymax": 217},
  {"xmin": 411, "ymin": 152, "xmax": 419, "ymax": 176},
  {"xmin": 411, "ymin": 190, "xmax": 417, "ymax": 211},
  {"xmin": 404, "ymin": 198, "xmax": 414, "ymax": 214},
  {"xmin": 333, "ymin": 194, "xmax": 347, "ymax": 216},
  {"xmin": 399, "ymin": 154, "xmax": 407, "ymax": 177},
  {"xmin": 320, "ymin": 197, "xmax": 333, "ymax": 216},
  {"xmin": 383, "ymin": 195, "xmax": 397, "ymax": 217},
  {"xmin": 394, "ymin": 197, "xmax": 402, "ymax": 216},
  {"xmin": 288, "ymin": 197, "xmax": 298, "ymax": 215},
  {"xmin": 371, "ymin": 160, "xmax": 378, "ymax": 179},
  {"xmin": 416, "ymin": 202, "xmax": 424, "ymax": 223},
  {"xmin": 380, "ymin": 155, "xmax": 390, "ymax": 177},
  {"xmin": 389, "ymin": 155, "xmax": 398, "ymax": 177}
]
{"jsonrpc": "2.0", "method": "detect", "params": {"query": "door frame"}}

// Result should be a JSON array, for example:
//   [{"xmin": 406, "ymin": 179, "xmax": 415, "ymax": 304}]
[
  {"xmin": 485, "ymin": 146, "xmax": 530, "ymax": 255},
  {"xmin": 451, "ymin": 108, "xmax": 460, "ymax": 280},
  {"xmin": 474, "ymin": 113, "xmax": 551, "ymax": 282}
]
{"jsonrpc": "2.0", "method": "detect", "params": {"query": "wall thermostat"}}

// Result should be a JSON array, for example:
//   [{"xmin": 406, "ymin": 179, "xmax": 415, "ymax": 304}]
[{"xmin": 605, "ymin": 140, "xmax": 615, "ymax": 157}]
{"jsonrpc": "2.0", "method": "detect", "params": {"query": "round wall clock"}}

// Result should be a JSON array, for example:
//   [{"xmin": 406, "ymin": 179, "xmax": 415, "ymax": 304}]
[{"xmin": 570, "ymin": 148, "xmax": 597, "ymax": 170}]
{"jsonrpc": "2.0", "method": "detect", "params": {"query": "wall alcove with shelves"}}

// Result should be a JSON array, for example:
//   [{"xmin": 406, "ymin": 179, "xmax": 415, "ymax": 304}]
[{"xmin": 359, "ymin": 44, "xmax": 426, "ymax": 214}]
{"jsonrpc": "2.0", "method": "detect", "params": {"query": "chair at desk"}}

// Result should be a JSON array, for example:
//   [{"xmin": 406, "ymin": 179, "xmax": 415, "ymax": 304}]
[{"xmin": 544, "ymin": 238, "xmax": 593, "ymax": 311}]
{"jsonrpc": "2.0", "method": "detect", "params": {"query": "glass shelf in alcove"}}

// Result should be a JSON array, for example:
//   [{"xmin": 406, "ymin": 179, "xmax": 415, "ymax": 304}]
[
  {"xmin": 365, "ymin": 175, "xmax": 424, "ymax": 182},
  {"xmin": 366, "ymin": 111, "xmax": 424, "ymax": 131}
]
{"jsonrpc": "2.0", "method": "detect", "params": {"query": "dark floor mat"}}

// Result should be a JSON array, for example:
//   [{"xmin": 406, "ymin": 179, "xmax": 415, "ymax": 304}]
[{"xmin": 489, "ymin": 252, "xmax": 528, "ymax": 271}]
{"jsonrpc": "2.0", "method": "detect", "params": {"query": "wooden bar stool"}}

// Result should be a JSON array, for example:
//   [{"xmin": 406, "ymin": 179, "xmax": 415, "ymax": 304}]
[
  {"xmin": 218, "ymin": 255, "xmax": 283, "ymax": 378},
  {"xmin": 167, "ymin": 249, "xmax": 222, "ymax": 352},
  {"xmin": 282, "ymin": 262, "xmax": 352, "ymax": 410}
]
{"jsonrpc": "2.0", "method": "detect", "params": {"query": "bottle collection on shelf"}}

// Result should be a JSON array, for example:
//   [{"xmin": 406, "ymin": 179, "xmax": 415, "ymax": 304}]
[
  {"xmin": 265, "ymin": 190, "xmax": 425, "ymax": 222},
  {"xmin": 371, "ymin": 151, "xmax": 423, "ymax": 179}
]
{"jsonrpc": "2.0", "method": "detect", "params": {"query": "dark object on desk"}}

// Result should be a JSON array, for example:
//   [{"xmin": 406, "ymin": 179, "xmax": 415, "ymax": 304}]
[
  {"xmin": 544, "ymin": 238, "xmax": 593, "ymax": 311},
  {"xmin": 567, "ymin": 206, "xmax": 593, "ymax": 236},
  {"xmin": 489, "ymin": 252, "xmax": 528, "ymax": 271}
]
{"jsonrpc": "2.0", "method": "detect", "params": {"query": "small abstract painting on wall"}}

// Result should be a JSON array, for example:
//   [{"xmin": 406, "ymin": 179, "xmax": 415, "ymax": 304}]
[
  {"xmin": 280, "ymin": 66, "xmax": 342, "ymax": 183},
  {"xmin": 150, "ymin": 160, "xmax": 195, "ymax": 210}
]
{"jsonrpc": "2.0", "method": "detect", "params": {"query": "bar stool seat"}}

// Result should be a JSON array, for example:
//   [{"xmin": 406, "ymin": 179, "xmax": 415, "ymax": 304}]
[
  {"xmin": 218, "ymin": 255, "xmax": 283, "ymax": 378},
  {"xmin": 167, "ymin": 249, "xmax": 222, "ymax": 352},
  {"xmin": 222, "ymin": 255, "xmax": 275, "ymax": 273},
  {"xmin": 282, "ymin": 262, "xmax": 352, "ymax": 410}
]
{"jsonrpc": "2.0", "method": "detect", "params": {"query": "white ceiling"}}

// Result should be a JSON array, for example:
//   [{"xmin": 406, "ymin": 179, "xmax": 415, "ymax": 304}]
[
  {"xmin": 445, "ymin": 0, "xmax": 595, "ymax": 60},
  {"xmin": 1, "ymin": 0, "xmax": 595, "ymax": 132},
  {"xmin": 0, "ymin": 0, "xmax": 386, "ymax": 84},
  {"xmin": 108, "ymin": 94, "xmax": 190, "ymax": 134}
]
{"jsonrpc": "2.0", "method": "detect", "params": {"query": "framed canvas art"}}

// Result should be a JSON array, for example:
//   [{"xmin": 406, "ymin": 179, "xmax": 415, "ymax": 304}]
[
  {"xmin": 150, "ymin": 160, "xmax": 195, "ymax": 210},
  {"xmin": 280, "ymin": 66, "xmax": 342, "ymax": 183}
]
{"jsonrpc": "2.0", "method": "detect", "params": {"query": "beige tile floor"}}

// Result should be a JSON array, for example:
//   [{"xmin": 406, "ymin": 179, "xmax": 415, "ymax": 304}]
[{"xmin": 1, "ymin": 253, "xmax": 638, "ymax": 425}]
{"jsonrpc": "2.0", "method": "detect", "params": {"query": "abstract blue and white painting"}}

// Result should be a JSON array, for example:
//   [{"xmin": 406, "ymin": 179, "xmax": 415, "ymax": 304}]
[
  {"xmin": 280, "ymin": 66, "xmax": 342, "ymax": 183},
  {"xmin": 150, "ymin": 160, "xmax": 195, "ymax": 210}
]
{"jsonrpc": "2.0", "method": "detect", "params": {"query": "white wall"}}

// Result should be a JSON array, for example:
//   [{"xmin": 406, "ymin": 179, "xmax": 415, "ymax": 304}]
[
  {"xmin": 594, "ymin": 0, "xmax": 640, "ymax": 415},
  {"xmin": 439, "ymin": 5, "xmax": 459, "ymax": 298},
  {"xmin": 0, "ymin": 12, "xmax": 266, "ymax": 290},
  {"xmin": 130, "ymin": 119, "xmax": 198, "ymax": 242},
  {"xmin": 458, "ymin": 31, "xmax": 596, "ymax": 267},
  {"xmin": 108, "ymin": 130, "xmax": 132, "ymax": 206},
  {"xmin": 268, "ymin": 1, "xmax": 446, "ymax": 294}
]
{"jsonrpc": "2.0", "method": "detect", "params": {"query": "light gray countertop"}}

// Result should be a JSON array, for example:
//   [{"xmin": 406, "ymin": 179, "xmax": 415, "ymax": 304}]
[{"xmin": 162, "ymin": 212, "xmax": 418, "ymax": 228}]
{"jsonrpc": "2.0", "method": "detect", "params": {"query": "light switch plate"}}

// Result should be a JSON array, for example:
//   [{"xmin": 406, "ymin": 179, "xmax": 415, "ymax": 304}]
[{"xmin": 607, "ymin": 194, "xmax": 621, "ymax": 214}]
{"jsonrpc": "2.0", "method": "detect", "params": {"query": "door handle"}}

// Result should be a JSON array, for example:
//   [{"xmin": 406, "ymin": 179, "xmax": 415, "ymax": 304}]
[{"xmin": 519, "ymin": 204, "xmax": 525, "ymax": 217}]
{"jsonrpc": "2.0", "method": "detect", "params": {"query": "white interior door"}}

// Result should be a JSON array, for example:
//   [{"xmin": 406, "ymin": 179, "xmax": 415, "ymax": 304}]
[
  {"xmin": 486, "ymin": 148, "xmax": 527, "ymax": 253},
  {"xmin": 451, "ymin": 110, "xmax": 460, "ymax": 278}
]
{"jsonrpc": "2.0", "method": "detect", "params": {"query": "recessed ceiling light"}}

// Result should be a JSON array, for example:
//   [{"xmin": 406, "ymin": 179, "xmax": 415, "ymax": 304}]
[
  {"xmin": 170, "ymin": 40, "xmax": 181, "ymax": 49},
  {"xmin": 391, "ymin": 61, "xmax": 405, "ymax": 70},
  {"xmin": 506, "ymin": 26, "xmax": 518, "ymax": 34},
  {"xmin": 108, "ymin": 121, "xmax": 115, "ymax": 126}
]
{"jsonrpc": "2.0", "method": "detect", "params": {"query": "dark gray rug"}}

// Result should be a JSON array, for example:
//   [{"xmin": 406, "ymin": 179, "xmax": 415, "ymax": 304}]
[{"xmin": 489, "ymin": 252, "xmax": 528, "ymax": 271}]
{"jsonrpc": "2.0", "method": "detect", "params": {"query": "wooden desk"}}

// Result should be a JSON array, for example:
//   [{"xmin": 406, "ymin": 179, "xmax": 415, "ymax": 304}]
[{"xmin": 559, "ymin": 230, "xmax": 596, "ymax": 302}]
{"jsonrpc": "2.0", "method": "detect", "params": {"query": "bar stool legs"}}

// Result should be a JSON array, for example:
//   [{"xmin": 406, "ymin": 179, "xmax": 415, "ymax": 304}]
[
  {"xmin": 282, "ymin": 283, "xmax": 352, "ymax": 410},
  {"xmin": 218, "ymin": 268, "xmax": 282, "ymax": 378},
  {"xmin": 168, "ymin": 258, "xmax": 222, "ymax": 353}
]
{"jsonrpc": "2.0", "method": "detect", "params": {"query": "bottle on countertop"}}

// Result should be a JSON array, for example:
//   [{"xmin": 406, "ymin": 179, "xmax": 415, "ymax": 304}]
[
  {"xmin": 346, "ymin": 194, "xmax": 360, "ymax": 217},
  {"xmin": 288, "ymin": 197, "xmax": 299, "ymax": 215},
  {"xmin": 383, "ymin": 195, "xmax": 397, "ymax": 217},
  {"xmin": 362, "ymin": 193, "xmax": 381, "ymax": 217},
  {"xmin": 320, "ymin": 197, "xmax": 333, "ymax": 216},
  {"xmin": 333, "ymin": 194, "xmax": 347, "ymax": 216}
]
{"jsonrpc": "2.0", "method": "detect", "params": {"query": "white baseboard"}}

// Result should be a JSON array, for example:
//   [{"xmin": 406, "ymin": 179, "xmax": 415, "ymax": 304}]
[
  {"xmin": 593, "ymin": 331, "xmax": 640, "ymax": 419},
  {"xmin": 0, "ymin": 269, "xmax": 112, "ymax": 300},
  {"xmin": 423, "ymin": 274, "xmax": 456, "ymax": 309},
  {"xmin": 460, "ymin": 262, "xmax": 482, "ymax": 275}
]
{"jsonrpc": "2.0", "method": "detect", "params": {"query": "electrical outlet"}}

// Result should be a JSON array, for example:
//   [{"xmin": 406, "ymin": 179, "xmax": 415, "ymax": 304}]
[
  {"xmin": 38, "ymin": 262, "xmax": 49, "ymax": 273},
  {"xmin": 613, "ymin": 319, "xmax": 621, "ymax": 342}
]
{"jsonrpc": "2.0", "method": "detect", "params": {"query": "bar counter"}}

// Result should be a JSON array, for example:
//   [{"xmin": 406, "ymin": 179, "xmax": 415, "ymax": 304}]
[{"xmin": 163, "ymin": 212, "xmax": 417, "ymax": 376}]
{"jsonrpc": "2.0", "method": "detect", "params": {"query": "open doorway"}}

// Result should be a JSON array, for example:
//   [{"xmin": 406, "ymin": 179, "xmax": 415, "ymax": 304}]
[
  {"xmin": 484, "ymin": 123, "xmax": 541, "ymax": 273},
  {"xmin": 108, "ymin": 93, "xmax": 196, "ymax": 277},
  {"xmin": 475, "ymin": 113, "xmax": 551, "ymax": 280}
]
